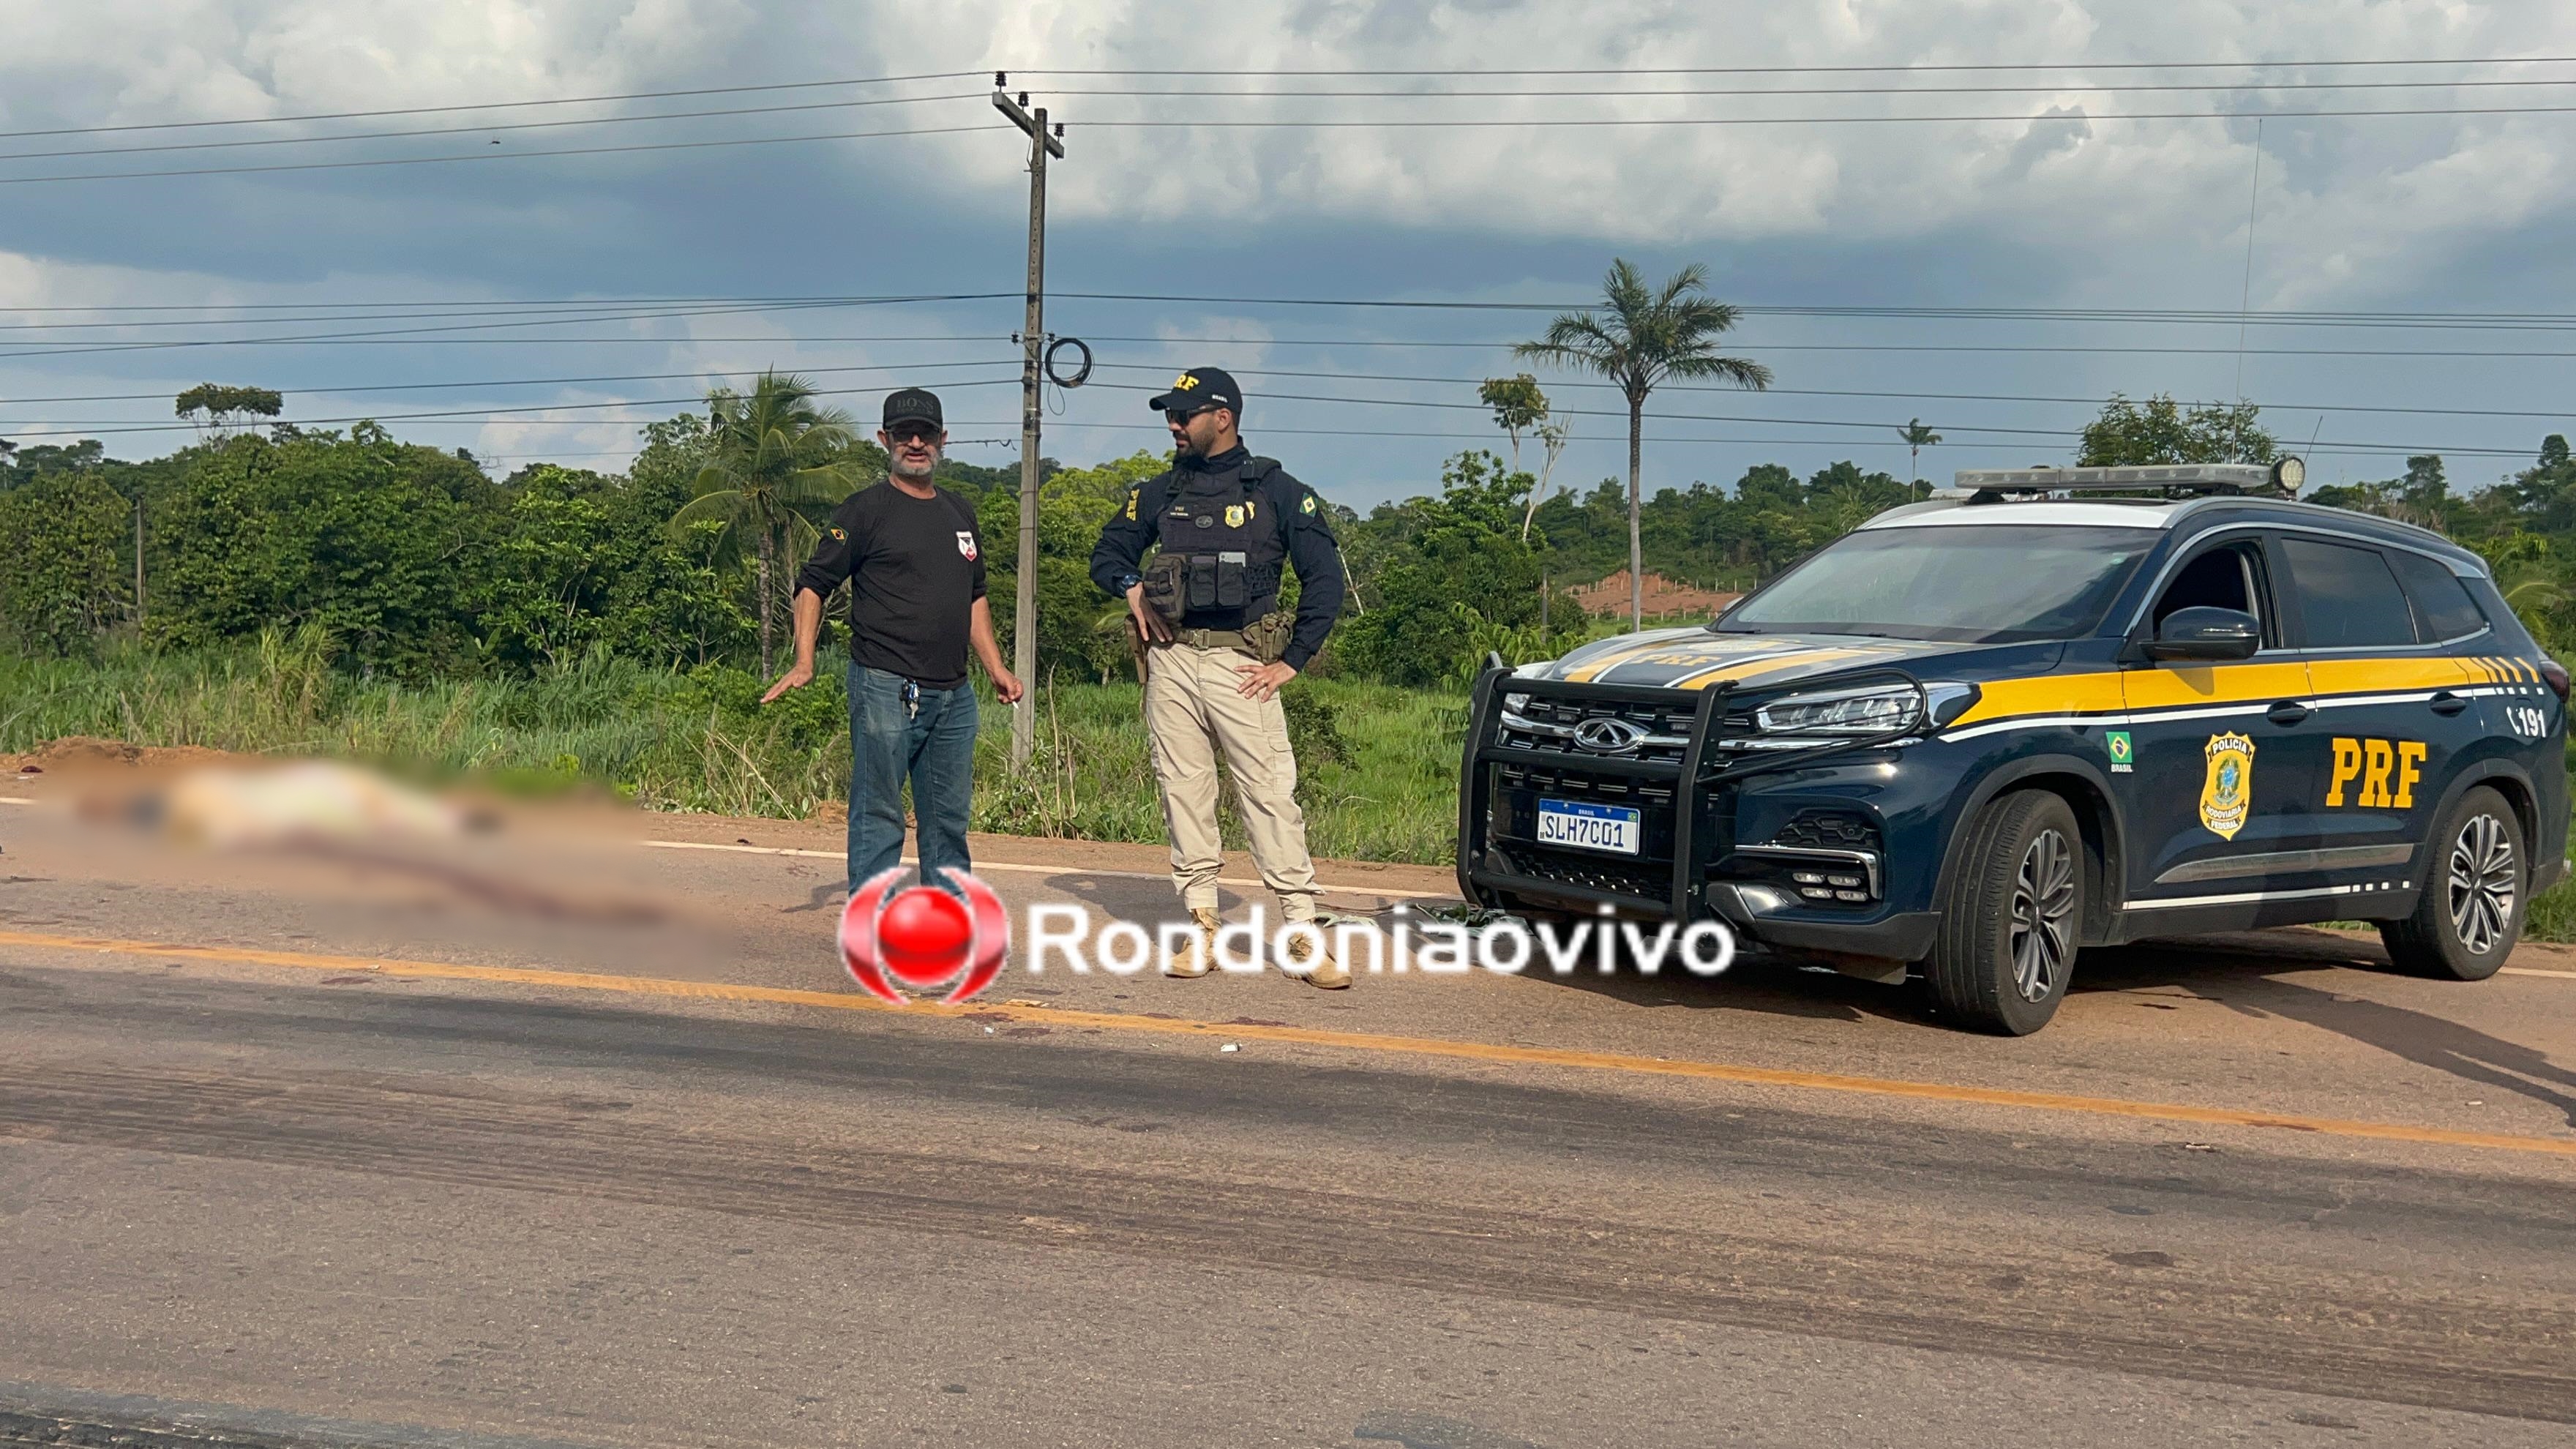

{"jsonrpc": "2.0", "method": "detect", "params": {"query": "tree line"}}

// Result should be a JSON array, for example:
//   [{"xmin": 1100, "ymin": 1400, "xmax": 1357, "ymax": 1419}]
[{"xmin": 7, "ymin": 342, "xmax": 2568, "ymax": 690}]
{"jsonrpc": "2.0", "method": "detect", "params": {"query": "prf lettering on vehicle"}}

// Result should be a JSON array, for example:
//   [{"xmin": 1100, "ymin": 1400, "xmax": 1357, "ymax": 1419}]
[{"xmin": 2326, "ymin": 737, "xmax": 2429, "ymax": 809}]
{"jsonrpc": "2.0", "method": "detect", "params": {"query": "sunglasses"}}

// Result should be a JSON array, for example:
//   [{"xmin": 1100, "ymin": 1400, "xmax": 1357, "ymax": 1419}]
[
  {"xmin": 886, "ymin": 423, "xmax": 943, "ymax": 443},
  {"xmin": 1164, "ymin": 408, "xmax": 1213, "ymax": 427}
]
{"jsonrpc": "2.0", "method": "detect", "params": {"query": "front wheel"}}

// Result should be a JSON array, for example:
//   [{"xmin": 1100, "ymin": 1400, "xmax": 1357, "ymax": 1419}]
[
  {"xmin": 2382, "ymin": 785, "xmax": 2524, "ymax": 981},
  {"xmin": 1925, "ymin": 790, "xmax": 2083, "ymax": 1036}
]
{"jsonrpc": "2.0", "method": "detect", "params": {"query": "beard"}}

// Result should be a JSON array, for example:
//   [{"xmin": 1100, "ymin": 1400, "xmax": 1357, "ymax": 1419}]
[{"xmin": 891, "ymin": 452, "xmax": 938, "ymax": 481}]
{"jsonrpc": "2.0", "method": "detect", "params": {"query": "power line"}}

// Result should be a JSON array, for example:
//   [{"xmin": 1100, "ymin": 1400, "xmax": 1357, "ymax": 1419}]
[
  {"xmin": 6, "ymin": 353, "xmax": 2564, "ymax": 430},
  {"xmin": 0, "ymin": 378, "xmax": 1025, "ymax": 438},
  {"xmin": 0, "ymin": 357, "xmax": 1016, "ymax": 408},
  {"xmin": 0, "ymin": 296, "xmax": 1014, "ymax": 359},
  {"xmin": 1036, "ymin": 78, "xmax": 2576, "ymax": 99},
  {"xmin": 1078, "ymin": 360, "xmax": 2576, "ymax": 423},
  {"xmin": 1067, "ymin": 102, "xmax": 2576, "ymax": 127},
  {"xmin": 1072, "ymin": 378, "xmax": 2532, "ymax": 457},
  {"xmin": 0, "ymin": 72, "xmax": 986, "ymax": 143},
  {"xmin": 0, "ymin": 91, "xmax": 986, "ymax": 165},
  {"xmin": 19, "ymin": 293, "xmax": 2576, "ymax": 328},
  {"xmin": 1052, "ymin": 292, "xmax": 2576, "ymax": 327},
  {"xmin": 0, "ymin": 121, "xmax": 1000, "ymax": 187},
  {"xmin": 1011, "ymin": 58, "xmax": 2576, "ymax": 76}
]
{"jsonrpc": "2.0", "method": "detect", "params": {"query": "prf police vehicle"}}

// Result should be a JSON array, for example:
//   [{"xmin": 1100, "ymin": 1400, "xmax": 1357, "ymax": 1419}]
[{"xmin": 1458, "ymin": 462, "xmax": 2569, "ymax": 1034}]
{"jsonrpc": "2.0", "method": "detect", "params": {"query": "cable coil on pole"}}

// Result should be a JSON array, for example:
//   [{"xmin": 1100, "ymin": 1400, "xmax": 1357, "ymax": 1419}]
[{"xmin": 1043, "ymin": 334, "xmax": 1092, "ymax": 388}]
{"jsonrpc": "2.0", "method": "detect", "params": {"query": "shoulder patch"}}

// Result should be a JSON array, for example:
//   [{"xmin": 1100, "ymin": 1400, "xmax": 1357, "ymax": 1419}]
[
  {"xmin": 1300, "ymin": 490, "xmax": 1319, "ymax": 515},
  {"xmin": 1123, "ymin": 487, "xmax": 1139, "ymax": 522},
  {"xmin": 828, "ymin": 525, "xmax": 847, "ymax": 541}
]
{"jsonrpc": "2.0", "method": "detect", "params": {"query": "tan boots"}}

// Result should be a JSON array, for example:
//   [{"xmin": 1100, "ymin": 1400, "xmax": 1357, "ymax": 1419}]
[
  {"xmin": 1161, "ymin": 907, "xmax": 1223, "ymax": 978},
  {"xmin": 1283, "ymin": 929, "xmax": 1350, "ymax": 989},
  {"xmin": 1160, "ymin": 909, "xmax": 1349, "ymax": 989}
]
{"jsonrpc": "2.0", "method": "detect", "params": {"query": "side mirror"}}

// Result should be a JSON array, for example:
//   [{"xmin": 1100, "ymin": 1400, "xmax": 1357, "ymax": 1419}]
[{"xmin": 2149, "ymin": 606, "xmax": 2261, "ymax": 663}]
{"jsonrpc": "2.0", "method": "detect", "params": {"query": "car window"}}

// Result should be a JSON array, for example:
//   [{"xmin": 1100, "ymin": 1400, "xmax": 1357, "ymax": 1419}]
[
  {"xmin": 2280, "ymin": 538, "xmax": 2418, "ymax": 648},
  {"xmin": 1719, "ymin": 523, "xmax": 2155, "ymax": 644},
  {"xmin": 2386, "ymin": 549, "xmax": 2489, "ymax": 642},
  {"xmin": 2153, "ymin": 544, "xmax": 2258, "ymax": 634}
]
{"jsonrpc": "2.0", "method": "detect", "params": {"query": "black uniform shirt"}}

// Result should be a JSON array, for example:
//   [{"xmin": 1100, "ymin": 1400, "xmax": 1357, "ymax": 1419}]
[
  {"xmin": 1088, "ymin": 443, "xmax": 1347, "ymax": 671},
  {"xmin": 796, "ymin": 481, "xmax": 987, "ymax": 689}
]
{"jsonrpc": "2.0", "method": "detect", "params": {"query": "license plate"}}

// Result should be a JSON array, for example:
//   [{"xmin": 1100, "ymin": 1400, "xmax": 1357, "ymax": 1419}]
[{"xmin": 1535, "ymin": 798, "xmax": 1641, "ymax": 855}]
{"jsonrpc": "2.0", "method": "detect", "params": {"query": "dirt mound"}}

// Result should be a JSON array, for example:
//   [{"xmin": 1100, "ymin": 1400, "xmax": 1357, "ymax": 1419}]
[{"xmin": 7, "ymin": 735, "xmax": 245, "ymax": 776}]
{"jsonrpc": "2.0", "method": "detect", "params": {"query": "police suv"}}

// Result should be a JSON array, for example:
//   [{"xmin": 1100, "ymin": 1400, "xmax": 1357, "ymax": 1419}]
[{"xmin": 1456, "ymin": 462, "xmax": 2569, "ymax": 1034}]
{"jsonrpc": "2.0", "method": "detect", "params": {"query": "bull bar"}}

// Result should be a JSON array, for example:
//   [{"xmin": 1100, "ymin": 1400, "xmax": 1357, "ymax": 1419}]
[{"xmin": 1453, "ymin": 658, "xmax": 1932, "ymax": 921}]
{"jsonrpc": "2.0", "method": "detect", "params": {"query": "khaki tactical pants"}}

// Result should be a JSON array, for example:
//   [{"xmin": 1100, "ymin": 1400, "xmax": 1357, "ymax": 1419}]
[{"xmin": 1143, "ymin": 640, "xmax": 1320, "ymax": 921}]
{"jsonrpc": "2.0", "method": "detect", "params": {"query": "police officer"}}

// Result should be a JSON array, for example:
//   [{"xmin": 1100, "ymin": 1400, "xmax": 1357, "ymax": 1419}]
[{"xmin": 1090, "ymin": 367, "xmax": 1350, "ymax": 988}]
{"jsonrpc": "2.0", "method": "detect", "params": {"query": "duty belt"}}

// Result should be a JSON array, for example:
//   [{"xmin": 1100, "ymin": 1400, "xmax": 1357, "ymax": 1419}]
[{"xmin": 1167, "ymin": 626, "xmax": 1252, "ymax": 651}]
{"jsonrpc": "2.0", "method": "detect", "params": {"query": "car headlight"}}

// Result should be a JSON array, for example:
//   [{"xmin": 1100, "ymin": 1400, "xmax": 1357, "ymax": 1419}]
[
  {"xmin": 1750, "ymin": 681, "xmax": 1980, "ymax": 738},
  {"xmin": 1755, "ymin": 684, "xmax": 1923, "ymax": 736}
]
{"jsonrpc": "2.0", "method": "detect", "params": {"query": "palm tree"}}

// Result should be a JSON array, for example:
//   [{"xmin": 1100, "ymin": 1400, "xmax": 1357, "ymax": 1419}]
[
  {"xmin": 1899, "ymin": 418, "xmax": 1942, "ymax": 484},
  {"xmin": 1517, "ymin": 260, "xmax": 1771, "ymax": 632},
  {"xmin": 670, "ymin": 372, "xmax": 862, "ymax": 676}
]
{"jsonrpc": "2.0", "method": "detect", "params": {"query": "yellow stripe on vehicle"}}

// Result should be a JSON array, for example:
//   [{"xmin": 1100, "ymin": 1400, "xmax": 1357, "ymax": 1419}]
[
  {"xmin": 1947, "ymin": 670, "xmax": 2129, "ymax": 727},
  {"xmin": 1673, "ymin": 646, "xmax": 1895, "ymax": 692},
  {"xmin": 2303, "ymin": 656, "xmax": 2475, "ymax": 697},
  {"xmin": 1560, "ymin": 640, "xmax": 1682, "ymax": 684}
]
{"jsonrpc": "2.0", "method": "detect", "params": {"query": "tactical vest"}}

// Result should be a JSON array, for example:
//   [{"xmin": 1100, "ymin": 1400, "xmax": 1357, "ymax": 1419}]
[{"xmin": 1154, "ymin": 458, "xmax": 1288, "ymax": 618}]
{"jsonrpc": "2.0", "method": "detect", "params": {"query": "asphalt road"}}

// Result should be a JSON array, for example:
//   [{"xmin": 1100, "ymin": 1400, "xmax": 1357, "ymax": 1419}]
[{"xmin": 1, "ymin": 788, "xmax": 2573, "ymax": 1448}]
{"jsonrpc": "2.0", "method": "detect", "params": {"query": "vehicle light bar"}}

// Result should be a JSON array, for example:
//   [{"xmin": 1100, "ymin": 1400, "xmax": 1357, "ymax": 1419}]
[{"xmin": 1947, "ymin": 457, "xmax": 2304, "ymax": 498}]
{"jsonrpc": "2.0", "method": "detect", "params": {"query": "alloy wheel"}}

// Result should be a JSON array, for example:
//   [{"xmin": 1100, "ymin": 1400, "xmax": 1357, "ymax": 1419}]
[
  {"xmin": 2009, "ymin": 827, "xmax": 2077, "ymax": 1002},
  {"xmin": 2446, "ymin": 812, "xmax": 2517, "ymax": 956}
]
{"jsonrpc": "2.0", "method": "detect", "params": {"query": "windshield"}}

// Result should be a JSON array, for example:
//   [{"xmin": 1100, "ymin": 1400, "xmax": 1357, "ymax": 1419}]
[{"xmin": 1720, "ymin": 523, "xmax": 2157, "ymax": 643}]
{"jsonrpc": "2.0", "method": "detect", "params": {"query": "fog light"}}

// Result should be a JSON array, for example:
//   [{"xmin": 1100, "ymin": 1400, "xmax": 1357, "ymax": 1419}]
[
  {"xmin": 1826, "ymin": 873, "xmax": 1861, "ymax": 888},
  {"xmin": 1800, "ymin": 886, "xmax": 1833, "ymax": 900},
  {"xmin": 1792, "ymin": 871, "xmax": 1824, "ymax": 885},
  {"xmin": 1834, "ymin": 889, "xmax": 1866, "ymax": 902}
]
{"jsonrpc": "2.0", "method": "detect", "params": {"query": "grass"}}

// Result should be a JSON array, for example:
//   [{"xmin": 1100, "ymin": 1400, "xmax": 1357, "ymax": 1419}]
[{"xmin": 0, "ymin": 632, "xmax": 1471, "ymax": 866}]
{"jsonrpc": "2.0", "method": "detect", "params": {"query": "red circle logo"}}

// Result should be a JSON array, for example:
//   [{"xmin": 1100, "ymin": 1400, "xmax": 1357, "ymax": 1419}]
[{"xmin": 839, "ymin": 868, "xmax": 1010, "ymax": 1004}]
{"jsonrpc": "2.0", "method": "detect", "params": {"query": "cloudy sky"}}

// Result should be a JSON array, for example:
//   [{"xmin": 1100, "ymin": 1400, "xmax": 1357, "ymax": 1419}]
[{"xmin": 4, "ymin": 0, "xmax": 2575, "ymax": 507}]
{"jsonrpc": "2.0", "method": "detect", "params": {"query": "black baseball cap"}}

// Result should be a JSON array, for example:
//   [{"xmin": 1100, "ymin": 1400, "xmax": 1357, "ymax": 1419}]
[
  {"xmin": 1147, "ymin": 367, "xmax": 1241, "ymax": 417},
  {"xmin": 883, "ymin": 387, "xmax": 943, "ymax": 430}
]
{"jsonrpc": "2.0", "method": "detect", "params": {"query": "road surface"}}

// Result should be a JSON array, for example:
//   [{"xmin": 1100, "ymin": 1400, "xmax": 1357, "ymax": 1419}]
[{"xmin": 1, "ymin": 785, "xmax": 2571, "ymax": 1448}]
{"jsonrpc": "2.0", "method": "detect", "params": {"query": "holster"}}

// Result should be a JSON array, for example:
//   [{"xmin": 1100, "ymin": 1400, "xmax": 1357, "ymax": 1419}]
[{"xmin": 1240, "ymin": 609, "xmax": 1295, "ymax": 665}]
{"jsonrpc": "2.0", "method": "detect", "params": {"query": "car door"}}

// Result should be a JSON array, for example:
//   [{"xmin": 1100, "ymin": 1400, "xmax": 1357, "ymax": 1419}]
[
  {"xmin": 2287, "ymin": 536, "xmax": 2487, "ymax": 891},
  {"xmin": 2119, "ymin": 531, "xmax": 2334, "ymax": 902}
]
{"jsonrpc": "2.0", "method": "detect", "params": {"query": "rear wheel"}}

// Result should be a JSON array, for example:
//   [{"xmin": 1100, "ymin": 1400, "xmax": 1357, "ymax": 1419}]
[
  {"xmin": 2382, "ymin": 785, "xmax": 2523, "ymax": 981},
  {"xmin": 1925, "ymin": 790, "xmax": 2083, "ymax": 1036}
]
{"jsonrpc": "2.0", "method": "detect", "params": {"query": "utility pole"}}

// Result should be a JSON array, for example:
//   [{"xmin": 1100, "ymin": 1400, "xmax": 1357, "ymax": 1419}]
[{"xmin": 994, "ymin": 79, "xmax": 1063, "ymax": 771}]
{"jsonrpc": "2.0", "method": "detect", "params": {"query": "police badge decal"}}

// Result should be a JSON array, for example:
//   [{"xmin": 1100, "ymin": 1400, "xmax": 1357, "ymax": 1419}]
[
  {"xmin": 956, "ymin": 531, "xmax": 978, "ymax": 561},
  {"xmin": 2200, "ymin": 732, "xmax": 2255, "ymax": 839}
]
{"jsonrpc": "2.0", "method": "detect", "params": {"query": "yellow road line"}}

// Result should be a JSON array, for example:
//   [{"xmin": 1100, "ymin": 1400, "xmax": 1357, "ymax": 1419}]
[
  {"xmin": 4, "ymin": 928, "xmax": 2571, "ymax": 1160},
  {"xmin": 2504, "ymin": 967, "xmax": 2576, "ymax": 980},
  {"xmin": 635, "ymin": 839, "xmax": 1448, "ymax": 900}
]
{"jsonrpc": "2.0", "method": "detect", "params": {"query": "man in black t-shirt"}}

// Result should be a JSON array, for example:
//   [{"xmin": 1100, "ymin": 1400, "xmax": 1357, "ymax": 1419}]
[{"xmin": 764, "ymin": 388, "xmax": 1022, "ymax": 896}]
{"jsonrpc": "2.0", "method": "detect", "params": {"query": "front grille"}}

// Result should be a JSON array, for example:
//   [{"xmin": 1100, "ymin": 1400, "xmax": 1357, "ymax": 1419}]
[
  {"xmin": 1497, "ymin": 845, "xmax": 1671, "ymax": 900},
  {"xmin": 1498, "ymin": 763, "xmax": 1674, "ymax": 806},
  {"xmin": 1499, "ymin": 694, "xmax": 1696, "ymax": 765}
]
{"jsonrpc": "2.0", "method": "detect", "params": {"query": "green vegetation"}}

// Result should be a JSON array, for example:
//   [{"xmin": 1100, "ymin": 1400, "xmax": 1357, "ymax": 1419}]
[{"xmin": 0, "ymin": 637, "xmax": 1466, "ymax": 864}]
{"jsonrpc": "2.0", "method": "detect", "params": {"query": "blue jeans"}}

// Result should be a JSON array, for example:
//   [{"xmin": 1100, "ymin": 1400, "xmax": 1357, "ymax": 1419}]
[{"xmin": 846, "ymin": 664, "xmax": 978, "ymax": 894}]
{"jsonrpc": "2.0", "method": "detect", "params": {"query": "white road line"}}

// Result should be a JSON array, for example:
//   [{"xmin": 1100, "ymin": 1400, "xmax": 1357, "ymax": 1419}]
[
  {"xmin": 0, "ymin": 796, "xmax": 34, "ymax": 805},
  {"xmin": 637, "ymin": 837, "xmax": 1450, "ymax": 899},
  {"xmin": 2502, "ymin": 967, "xmax": 2576, "ymax": 980}
]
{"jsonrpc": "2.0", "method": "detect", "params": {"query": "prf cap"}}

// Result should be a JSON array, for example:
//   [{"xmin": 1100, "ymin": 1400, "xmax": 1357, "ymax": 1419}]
[
  {"xmin": 1147, "ymin": 367, "xmax": 1240, "ymax": 417},
  {"xmin": 882, "ymin": 387, "xmax": 943, "ymax": 430}
]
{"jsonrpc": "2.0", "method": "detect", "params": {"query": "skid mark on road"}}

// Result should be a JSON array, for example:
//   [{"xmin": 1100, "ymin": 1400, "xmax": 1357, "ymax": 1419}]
[{"xmin": 2, "ymin": 926, "xmax": 2572, "ymax": 1160}]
